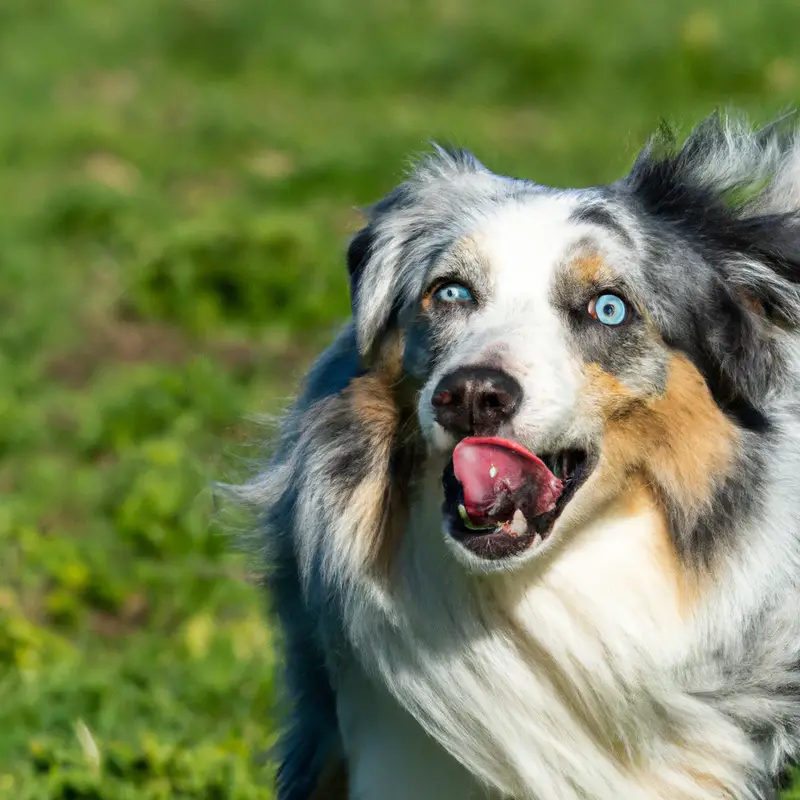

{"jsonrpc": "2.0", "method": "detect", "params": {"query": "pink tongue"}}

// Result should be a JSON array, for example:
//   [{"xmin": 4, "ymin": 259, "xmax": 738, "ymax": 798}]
[{"xmin": 452, "ymin": 437, "xmax": 563, "ymax": 524}]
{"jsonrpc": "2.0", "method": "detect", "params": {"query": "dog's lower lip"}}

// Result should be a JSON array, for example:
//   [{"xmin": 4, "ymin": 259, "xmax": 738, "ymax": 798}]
[{"xmin": 441, "ymin": 446, "xmax": 590, "ymax": 561}]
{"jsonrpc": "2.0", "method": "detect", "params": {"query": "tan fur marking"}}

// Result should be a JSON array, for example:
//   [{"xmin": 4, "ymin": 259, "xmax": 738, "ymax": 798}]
[
  {"xmin": 347, "ymin": 328, "xmax": 416, "ymax": 576},
  {"xmin": 633, "ymin": 747, "xmax": 739, "ymax": 800},
  {"xmin": 739, "ymin": 289, "xmax": 765, "ymax": 317},
  {"xmin": 366, "ymin": 327, "xmax": 405, "ymax": 380},
  {"xmin": 648, "ymin": 355, "xmax": 736, "ymax": 507},
  {"xmin": 678, "ymin": 770, "xmax": 735, "ymax": 799},
  {"xmin": 350, "ymin": 374, "xmax": 400, "ymax": 439},
  {"xmin": 347, "ymin": 373, "xmax": 399, "ymax": 574},
  {"xmin": 570, "ymin": 252, "xmax": 618, "ymax": 287},
  {"xmin": 583, "ymin": 363, "xmax": 638, "ymax": 419},
  {"xmin": 351, "ymin": 328, "xmax": 405, "ymax": 437},
  {"xmin": 586, "ymin": 354, "xmax": 737, "ymax": 512}
]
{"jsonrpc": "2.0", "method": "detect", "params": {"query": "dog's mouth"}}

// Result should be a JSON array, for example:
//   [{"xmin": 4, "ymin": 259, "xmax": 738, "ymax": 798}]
[{"xmin": 441, "ymin": 436, "xmax": 592, "ymax": 561}]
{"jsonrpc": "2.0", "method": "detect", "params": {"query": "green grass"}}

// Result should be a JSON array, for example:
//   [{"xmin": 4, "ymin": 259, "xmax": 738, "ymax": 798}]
[{"xmin": 1, "ymin": 0, "xmax": 800, "ymax": 796}]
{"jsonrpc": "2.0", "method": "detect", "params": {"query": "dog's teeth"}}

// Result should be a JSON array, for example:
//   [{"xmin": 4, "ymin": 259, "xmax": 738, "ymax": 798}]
[
  {"xmin": 508, "ymin": 509, "xmax": 528, "ymax": 537},
  {"xmin": 532, "ymin": 533, "xmax": 543, "ymax": 547}
]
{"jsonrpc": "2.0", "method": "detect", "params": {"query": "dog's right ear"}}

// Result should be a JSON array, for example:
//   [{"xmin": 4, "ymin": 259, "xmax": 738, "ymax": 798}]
[
  {"xmin": 346, "ymin": 147, "xmax": 491, "ymax": 360},
  {"xmin": 345, "ymin": 202, "xmax": 405, "ymax": 362},
  {"xmin": 345, "ymin": 181, "xmax": 440, "ymax": 360},
  {"xmin": 345, "ymin": 222, "xmax": 388, "ymax": 362}
]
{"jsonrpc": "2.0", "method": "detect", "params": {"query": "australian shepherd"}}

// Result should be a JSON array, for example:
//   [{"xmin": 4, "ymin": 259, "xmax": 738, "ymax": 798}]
[{"xmin": 234, "ymin": 112, "xmax": 800, "ymax": 799}]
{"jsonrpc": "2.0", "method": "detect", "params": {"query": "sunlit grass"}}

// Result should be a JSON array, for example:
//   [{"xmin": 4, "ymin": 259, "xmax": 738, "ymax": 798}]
[{"xmin": 1, "ymin": 0, "xmax": 799, "ymax": 795}]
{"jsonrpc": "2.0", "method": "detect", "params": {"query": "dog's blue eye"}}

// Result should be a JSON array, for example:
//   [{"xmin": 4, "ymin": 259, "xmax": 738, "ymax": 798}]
[
  {"xmin": 433, "ymin": 283, "xmax": 474, "ymax": 304},
  {"xmin": 590, "ymin": 294, "xmax": 626, "ymax": 326}
]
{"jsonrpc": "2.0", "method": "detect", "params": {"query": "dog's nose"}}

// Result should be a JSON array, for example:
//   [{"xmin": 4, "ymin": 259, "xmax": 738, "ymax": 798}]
[{"xmin": 431, "ymin": 367, "xmax": 522, "ymax": 436}]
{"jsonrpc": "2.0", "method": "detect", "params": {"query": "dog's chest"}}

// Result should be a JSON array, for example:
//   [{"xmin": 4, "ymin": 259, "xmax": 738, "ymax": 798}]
[
  {"xmin": 335, "ymin": 501, "xmax": 693, "ymax": 800},
  {"xmin": 336, "ymin": 662, "xmax": 498, "ymax": 800}
]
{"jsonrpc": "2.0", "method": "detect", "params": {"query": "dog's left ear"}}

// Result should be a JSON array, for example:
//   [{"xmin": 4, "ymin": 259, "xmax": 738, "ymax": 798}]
[
  {"xmin": 696, "ymin": 268, "xmax": 789, "ymax": 420},
  {"xmin": 628, "ymin": 113, "xmax": 800, "ymax": 411},
  {"xmin": 715, "ymin": 236, "xmax": 800, "ymax": 403},
  {"xmin": 721, "ymin": 234, "xmax": 800, "ymax": 332}
]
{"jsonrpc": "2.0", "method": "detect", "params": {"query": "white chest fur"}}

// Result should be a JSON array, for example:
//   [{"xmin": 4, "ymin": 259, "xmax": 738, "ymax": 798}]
[
  {"xmin": 336, "ymin": 496, "xmax": 754, "ymax": 799},
  {"xmin": 337, "ymin": 662, "xmax": 497, "ymax": 800}
]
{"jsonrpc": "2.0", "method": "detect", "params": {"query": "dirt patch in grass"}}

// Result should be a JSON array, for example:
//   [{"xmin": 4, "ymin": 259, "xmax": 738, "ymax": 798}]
[
  {"xmin": 90, "ymin": 593, "xmax": 150, "ymax": 638},
  {"xmin": 47, "ymin": 319, "xmax": 193, "ymax": 387},
  {"xmin": 45, "ymin": 315, "xmax": 278, "ymax": 389}
]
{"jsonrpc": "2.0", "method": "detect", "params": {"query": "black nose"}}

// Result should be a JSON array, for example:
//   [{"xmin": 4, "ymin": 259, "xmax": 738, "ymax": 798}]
[{"xmin": 431, "ymin": 367, "xmax": 522, "ymax": 436}]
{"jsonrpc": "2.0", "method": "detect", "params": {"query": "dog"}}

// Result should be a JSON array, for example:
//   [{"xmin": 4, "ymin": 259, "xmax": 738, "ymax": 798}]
[{"xmin": 233, "ymin": 112, "xmax": 800, "ymax": 799}]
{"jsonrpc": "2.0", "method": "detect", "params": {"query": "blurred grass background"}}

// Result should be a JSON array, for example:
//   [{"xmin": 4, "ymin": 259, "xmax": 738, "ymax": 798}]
[{"xmin": 1, "ymin": 0, "xmax": 800, "ymax": 797}]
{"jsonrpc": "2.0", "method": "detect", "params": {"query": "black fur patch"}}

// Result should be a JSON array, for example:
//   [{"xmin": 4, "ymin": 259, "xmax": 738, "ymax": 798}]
[
  {"xmin": 346, "ymin": 226, "xmax": 374, "ymax": 297},
  {"xmin": 323, "ymin": 401, "xmax": 381, "ymax": 495},
  {"xmin": 570, "ymin": 203, "xmax": 634, "ymax": 246},
  {"xmin": 668, "ymin": 441, "xmax": 765, "ymax": 568},
  {"xmin": 402, "ymin": 314, "xmax": 434, "ymax": 381}
]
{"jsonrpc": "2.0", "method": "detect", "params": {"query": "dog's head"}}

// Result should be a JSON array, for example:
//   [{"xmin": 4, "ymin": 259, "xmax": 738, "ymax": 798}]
[{"xmin": 344, "ymin": 116, "xmax": 800, "ymax": 576}]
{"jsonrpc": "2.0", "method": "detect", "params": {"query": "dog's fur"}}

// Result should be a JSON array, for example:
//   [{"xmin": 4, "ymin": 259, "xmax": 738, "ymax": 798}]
[{"xmin": 233, "ymin": 112, "xmax": 800, "ymax": 799}]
